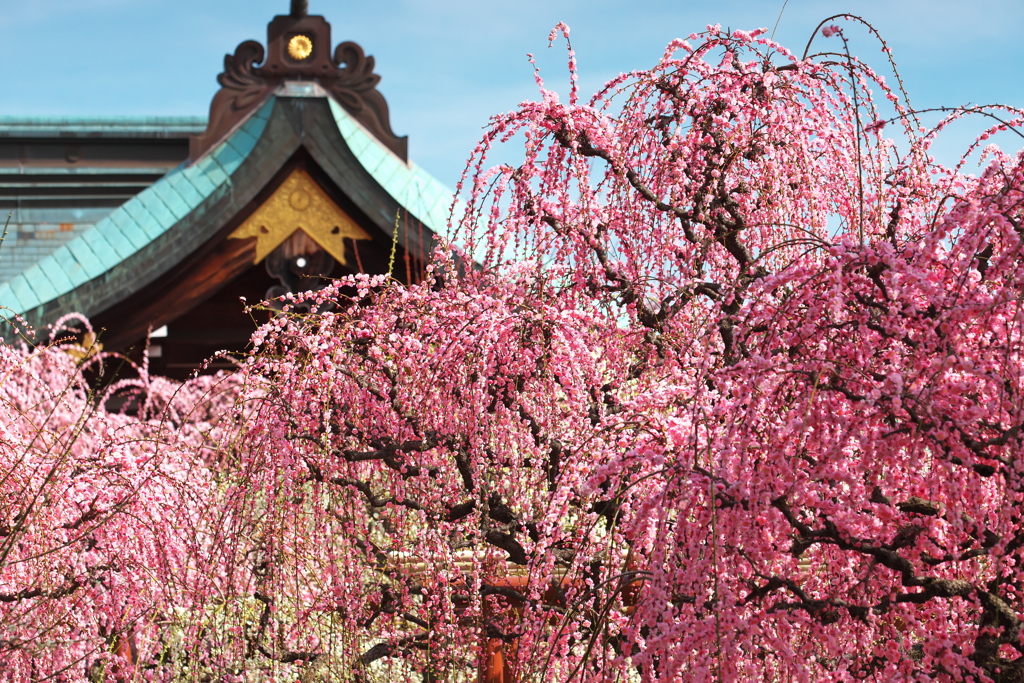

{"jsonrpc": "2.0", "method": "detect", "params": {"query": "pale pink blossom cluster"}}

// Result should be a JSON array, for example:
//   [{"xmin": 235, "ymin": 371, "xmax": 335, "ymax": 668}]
[{"xmin": 0, "ymin": 321, "xmax": 245, "ymax": 679}]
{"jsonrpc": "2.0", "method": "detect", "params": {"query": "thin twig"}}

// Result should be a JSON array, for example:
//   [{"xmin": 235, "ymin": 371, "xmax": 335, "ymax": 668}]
[
  {"xmin": 0, "ymin": 212, "xmax": 11, "ymax": 263},
  {"xmin": 770, "ymin": 0, "xmax": 789, "ymax": 41},
  {"xmin": 388, "ymin": 209, "xmax": 400, "ymax": 277}
]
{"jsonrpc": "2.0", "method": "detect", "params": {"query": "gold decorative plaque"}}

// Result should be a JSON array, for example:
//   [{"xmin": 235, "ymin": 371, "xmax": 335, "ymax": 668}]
[
  {"xmin": 229, "ymin": 168, "xmax": 370, "ymax": 265},
  {"xmin": 287, "ymin": 34, "xmax": 314, "ymax": 61}
]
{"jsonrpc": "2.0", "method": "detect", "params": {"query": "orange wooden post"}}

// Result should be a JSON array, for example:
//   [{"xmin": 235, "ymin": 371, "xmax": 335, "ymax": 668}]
[
  {"xmin": 482, "ymin": 637, "xmax": 510, "ymax": 683},
  {"xmin": 478, "ymin": 567, "xmax": 638, "ymax": 682},
  {"xmin": 479, "ymin": 575, "xmax": 527, "ymax": 683},
  {"xmin": 400, "ymin": 554, "xmax": 578, "ymax": 683}
]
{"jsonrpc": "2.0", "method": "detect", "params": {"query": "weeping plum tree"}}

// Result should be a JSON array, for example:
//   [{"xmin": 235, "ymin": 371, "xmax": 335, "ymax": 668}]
[
  {"xmin": 211, "ymin": 19, "xmax": 1024, "ymax": 681},
  {"xmin": 3, "ymin": 16, "xmax": 1024, "ymax": 683}
]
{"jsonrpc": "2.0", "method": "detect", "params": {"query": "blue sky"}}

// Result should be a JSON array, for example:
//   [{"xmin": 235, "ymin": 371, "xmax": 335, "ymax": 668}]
[{"xmin": 1, "ymin": 0, "xmax": 1021, "ymax": 187}]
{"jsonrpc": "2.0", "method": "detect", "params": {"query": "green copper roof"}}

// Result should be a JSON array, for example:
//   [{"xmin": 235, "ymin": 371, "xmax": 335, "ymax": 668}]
[
  {"xmin": 0, "ymin": 101, "xmax": 273, "ymax": 315},
  {"xmin": 0, "ymin": 91, "xmax": 458, "ymax": 323},
  {"xmin": 328, "ymin": 99, "xmax": 454, "ymax": 238}
]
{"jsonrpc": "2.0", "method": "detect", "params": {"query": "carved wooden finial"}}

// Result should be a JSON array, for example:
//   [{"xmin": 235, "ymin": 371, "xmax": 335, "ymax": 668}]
[{"xmin": 191, "ymin": 4, "xmax": 408, "ymax": 162}]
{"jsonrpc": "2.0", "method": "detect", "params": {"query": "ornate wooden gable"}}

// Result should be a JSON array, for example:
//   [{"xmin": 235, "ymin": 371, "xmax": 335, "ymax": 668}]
[{"xmin": 228, "ymin": 167, "xmax": 371, "ymax": 266}]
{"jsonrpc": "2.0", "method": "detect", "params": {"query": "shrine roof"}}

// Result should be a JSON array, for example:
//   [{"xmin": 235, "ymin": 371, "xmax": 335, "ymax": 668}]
[
  {"xmin": 0, "ymin": 89, "xmax": 455, "ymax": 321},
  {"xmin": 0, "ymin": 100, "xmax": 272, "ymax": 315},
  {"xmin": 1, "ymin": 2, "xmax": 460, "ymax": 341}
]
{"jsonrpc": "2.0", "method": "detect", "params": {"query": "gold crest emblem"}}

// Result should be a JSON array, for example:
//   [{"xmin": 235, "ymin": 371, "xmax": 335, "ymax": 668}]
[{"xmin": 287, "ymin": 34, "xmax": 314, "ymax": 61}]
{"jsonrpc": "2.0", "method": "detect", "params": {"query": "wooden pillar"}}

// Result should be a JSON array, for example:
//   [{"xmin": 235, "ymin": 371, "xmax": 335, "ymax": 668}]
[
  {"xmin": 479, "ymin": 575, "xmax": 531, "ymax": 683},
  {"xmin": 482, "ymin": 637, "xmax": 510, "ymax": 683}
]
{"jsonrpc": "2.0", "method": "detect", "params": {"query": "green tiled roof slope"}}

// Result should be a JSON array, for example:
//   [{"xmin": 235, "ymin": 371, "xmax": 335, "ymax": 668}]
[
  {"xmin": 328, "ymin": 100, "xmax": 455, "ymax": 239},
  {"xmin": 0, "ymin": 101, "xmax": 274, "ymax": 316}
]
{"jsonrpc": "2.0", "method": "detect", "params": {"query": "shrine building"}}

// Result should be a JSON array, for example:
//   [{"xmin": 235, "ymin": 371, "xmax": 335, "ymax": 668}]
[{"xmin": 0, "ymin": 0, "xmax": 452, "ymax": 377}]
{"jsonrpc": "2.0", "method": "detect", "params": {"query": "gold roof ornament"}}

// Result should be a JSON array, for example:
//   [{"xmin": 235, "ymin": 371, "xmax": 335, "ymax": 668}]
[
  {"xmin": 287, "ymin": 34, "xmax": 314, "ymax": 61},
  {"xmin": 229, "ymin": 168, "xmax": 370, "ymax": 265}
]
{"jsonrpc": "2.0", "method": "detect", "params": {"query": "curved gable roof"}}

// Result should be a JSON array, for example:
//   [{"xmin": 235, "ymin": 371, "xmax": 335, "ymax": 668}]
[{"xmin": 0, "ymin": 88, "xmax": 455, "ymax": 340}]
